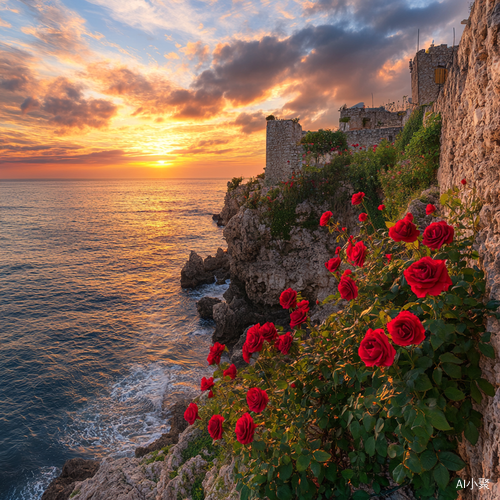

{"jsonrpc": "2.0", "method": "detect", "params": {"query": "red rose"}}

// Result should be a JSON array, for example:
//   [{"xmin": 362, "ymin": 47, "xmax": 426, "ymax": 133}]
[
  {"xmin": 405, "ymin": 213, "xmax": 414, "ymax": 222},
  {"xmin": 201, "ymin": 376, "xmax": 215, "ymax": 391},
  {"xmin": 291, "ymin": 382, "xmax": 296, "ymax": 388},
  {"xmin": 297, "ymin": 299, "xmax": 310, "ymax": 312},
  {"xmin": 223, "ymin": 363, "xmax": 237, "ymax": 379},
  {"xmin": 245, "ymin": 324, "xmax": 264, "ymax": 353},
  {"xmin": 461, "ymin": 179, "xmax": 467, "ymax": 185},
  {"xmin": 246, "ymin": 388, "xmax": 269, "ymax": 413},
  {"xmin": 404, "ymin": 257, "xmax": 452, "ymax": 298},
  {"xmin": 235, "ymin": 413, "xmax": 256, "ymax": 444},
  {"xmin": 208, "ymin": 389, "xmax": 214, "ymax": 398},
  {"xmin": 325, "ymin": 257, "xmax": 341, "ymax": 273},
  {"xmin": 422, "ymin": 221, "xmax": 454, "ymax": 250},
  {"xmin": 260, "ymin": 322, "xmax": 278, "ymax": 342},
  {"xmin": 242, "ymin": 343, "xmax": 251, "ymax": 363},
  {"xmin": 290, "ymin": 308, "xmax": 307, "ymax": 328},
  {"xmin": 277, "ymin": 332, "xmax": 293, "ymax": 354},
  {"xmin": 184, "ymin": 403, "xmax": 201, "ymax": 425},
  {"xmin": 352, "ymin": 192, "xmax": 365, "ymax": 205},
  {"xmin": 378, "ymin": 204, "xmax": 385, "ymax": 211},
  {"xmin": 338, "ymin": 274, "xmax": 358, "ymax": 301},
  {"xmin": 335, "ymin": 246, "xmax": 341, "ymax": 254},
  {"xmin": 359, "ymin": 213, "xmax": 368, "ymax": 222},
  {"xmin": 208, "ymin": 414, "xmax": 224, "ymax": 440},
  {"xmin": 387, "ymin": 311, "xmax": 425, "ymax": 346},
  {"xmin": 320, "ymin": 211, "xmax": 333, "ymax": 226},
  {"xmin": 207, "ymin": 342, "xmax": 225, "ymax": 365},
  {"xmin": 426, "ymin": 204, "xmax": 436, "ymax": 215},
  {"xmin": 358, "ymin": 328, "xmax": 396, "ymax": 367},
  {"xmin": 389, "ymin": 216, "xmax": 420, "ymax": 243},
  {"xmin": 385, "ymin": 254, "xmax": 392, "ymax": 262},
  {"xmin": 280, "ymin": 288, "xmax": 297, "ymax": 309},
  {"xmin": 346, "ymin": 241, "xmax": 367, "ymax": 268}
]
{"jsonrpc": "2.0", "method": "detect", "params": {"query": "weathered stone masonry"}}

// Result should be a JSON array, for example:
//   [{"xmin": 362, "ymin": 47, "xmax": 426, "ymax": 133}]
[
  {"xmin": 339, "ymin": 107, "xmax": 405, "ymax": 131},
  {"xmin": 345, "ymin": 127, "xmax": 403, "ymax": 148},
  {"xmin": 265, "ymin": 120, "xmax": 303, "ymax": 185},
  {"xmin": 433, "ymin": 1, "xmax": 500, "ymax": 498}
]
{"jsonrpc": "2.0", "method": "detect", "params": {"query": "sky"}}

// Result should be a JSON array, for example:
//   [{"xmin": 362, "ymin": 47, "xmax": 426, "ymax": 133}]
[{"xmin": 0, "ymin": 0, "xmax": 470, "ymax": 179}]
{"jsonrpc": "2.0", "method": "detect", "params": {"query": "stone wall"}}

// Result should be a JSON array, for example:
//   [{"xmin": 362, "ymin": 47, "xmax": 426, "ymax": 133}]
[
  {"xmin": 265, "ymin": 120, "xmax": 303, "ymax": 185},
  {"xmin": 410, "ymin": 44, "xmax": 457, "ymax": 105},
  {"xmin": 345, "ymin": 126, "xmax": 402, "ymax": 148},
  {"xmin": 339, "ymin": 107, "xmax": 405, "ymax": 131},
  {"xmin": 434, "ymin": 1, "xmax": 500, "ymax": 497}
]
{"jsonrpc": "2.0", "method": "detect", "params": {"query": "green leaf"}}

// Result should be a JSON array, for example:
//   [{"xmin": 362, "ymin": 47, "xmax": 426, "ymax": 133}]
[
  {"xmin": 279, "ymin": 463, "xmax": 293, "ymax": 481},
  {"xmin": 439, "ymin": 353, "xmax": 463, "ymax": 364},
  {"xmin": 276, "ymin": 380, "xmax": 288, "ymax": 390},
  {"xmin": 313, "ymin": 450, "xmax": 331, "ymax": 462},
  {"xmin": 363, "ymin": 414, "xmax": 376, "ymax": 432},
  {"xmin": 415, "ymin": 375, "xmax": 433, "ymax": 392},
  {"xmin": 364, "ymin": 436, "xmax": 375, "ymax": 457},
  {"xmin": 464, "ymin": 421, "xmax": 479, "ymax": 446},
  {"xmin": 253, "ymin": 440, "xmax": 266, "ymax": 451},
  {"xmin": 433, "ymin": 368, "xmax": 443, "ymax": 385},
  {"xmin": 310, "ymin": 460, "xmax": 322, "ymax": 478},
  {"xmin": 439, "ymin": 451, "xmax": 466, "ymax": 471},
  {"xmin": 420, "ymin": 450, "xmax": 437, "ymax": 471},
  {"xmin": 277, "ymin": 484, "xmax": 292, "ymax": 500},
  {"xmin": 341, "ymin": 469, "xmax": 354, "ymax": 480},
  {"xmin": 444, "ymin": 387, "xmax": 466, "ymax": 401},
  {"xmin": 427, "ymin": 409, "xmax": 452, "ymax": 431},
  {"xmin": 439, "ymin": 193, "xmax": 449, "ymax": 205},
  {"xmin": 388, "ymin": 444, "xmax": 403, "ymax": 459},
  {"xmin": 406, "ymin": 453, "xmax": 422, "ymax": 473},
  {"xmin": 479, "ymin": 343, "xmax": 495, "ymax": 359},
  {"xmin": 352, "ymin": 492, "xmax": 370, "ymax": 500},
  {"xmin": 296, "ymin": 454, "xmax": 311, "ymax": 472},
  {"xmin": 477, "ymin": 378, "xmax": 495, "ymax": 397},
  {"xmin": 442, "ymin": 363, "xmax": 461, "ymax": 379},
  {"xmin": 433, "ymin": 463, "xmax": 450, "ymax": 489},
  {"xmin": 392, "ymin": 463, "xmax": 406, "ymax": 484},
  {"xmin": 470, "ymin": 381, "xmax": 483, "ymax": 404},
  {"xmin": 350, "ymin": 420, "xmax": 361, "ymax": 440}
]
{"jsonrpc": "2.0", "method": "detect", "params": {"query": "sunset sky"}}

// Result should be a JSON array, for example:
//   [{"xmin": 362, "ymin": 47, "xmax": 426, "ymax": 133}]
[{"xmin": 1, "ymin": 0, "xmax": 469, "ymax": 179}]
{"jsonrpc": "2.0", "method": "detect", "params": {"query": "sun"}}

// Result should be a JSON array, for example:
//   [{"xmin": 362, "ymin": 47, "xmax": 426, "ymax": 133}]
[{"xmin": 158, "ymin": 160, "xmax": 165, "ymax": 165}]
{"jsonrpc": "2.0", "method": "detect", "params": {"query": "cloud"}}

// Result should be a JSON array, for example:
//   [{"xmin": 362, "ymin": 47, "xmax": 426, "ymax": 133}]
[
  {"xmin": 164, "ymin": 52, "xmax": 180, "ymax": 59},
  {"xmin": 19, "ymin": 0, "xmax": 92, "ymax": 62},
  {"xmin": 0, "ymin": 16, "xmax": 11, "ymax": 27},
  {"xmin": 20, "ymin": 96, "xmax": 40, "ymax": 114},
  {"xmin": 180, "ymin": 41, "xmax": 210, "ymax": 68},
  {"xmin": 0, "ymin": 43, "xmax": 37, "ymax": 92},
  {"xmin": 234, "ymin": 111, "xmax": 266, "ymax": 134},
  {"xmin": 85, "ymin": 62, "xmax": 224, "ymax": 119},
  {"xmin": 193, "ymin": 36, "xmax": 303, "ymax": 105}
]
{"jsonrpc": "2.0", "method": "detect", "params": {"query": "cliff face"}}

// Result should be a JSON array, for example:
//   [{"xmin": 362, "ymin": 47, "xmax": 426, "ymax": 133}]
[
  {"xmin": 435, "ymin": 0, "xmax": 500, "ymax": 496},
  {"xmin": 222, "ymin": 187, "xmax": 358, "ymax": 308}
]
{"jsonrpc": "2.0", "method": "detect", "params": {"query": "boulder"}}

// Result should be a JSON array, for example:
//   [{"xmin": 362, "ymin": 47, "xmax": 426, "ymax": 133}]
[
  {"xmin": 180, "ymin": 249, "xmax": 230, "ymax": 289},
  {"xmin": 41, "ymin": 458, "xmax": 99, "ymax": 500},
  {"xmin": 196, "ymin": 297, "xmax": 222, "ymax": 320},
  {"xmin": 406, "ymin": 186, "xmax": 442, "ymax": 232},
  {"xmin": 135, "ymin": 399, "xmax": 190, "ymax": 458}
]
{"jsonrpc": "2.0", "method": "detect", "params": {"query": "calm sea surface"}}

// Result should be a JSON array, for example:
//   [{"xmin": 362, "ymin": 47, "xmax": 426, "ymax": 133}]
[{"xmin": 0, "ymin": 179, "xmax": 228, "ymax": 499}]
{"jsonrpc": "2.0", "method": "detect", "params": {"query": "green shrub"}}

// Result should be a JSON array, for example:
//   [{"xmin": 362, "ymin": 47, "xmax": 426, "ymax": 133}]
[
  {"xmin": 266, "ymin": 115, "xmax": 275, "ymax": 121},
  {"xmin": 339, "ymin": 117, "xmax": 350, "ymax": 123},
  {"xmin": 380, "ymin": 113, "xmax": 441, "ymax": 219},
  {"xmin": 199, "ymin": 184, "xmax": 497, "ymax": 500},
  {"xmin": 347, "ymin": 140, "xmax": 398, "ymax": 229},
  {"xmin": 301, "ymin": 129, "xmax": 348, "ymax": 159},
  {"xmin": 394, "ymin": 107, "xmax": 424, "ymax": 153},
  {"xmin": 228, "ymin": 177, "xmax": 244, "ymax": 192}
]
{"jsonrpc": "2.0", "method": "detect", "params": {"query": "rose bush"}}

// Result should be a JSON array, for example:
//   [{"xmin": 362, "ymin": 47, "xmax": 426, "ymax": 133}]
[{"xmin": 188, "ymin": 184, "xmax": 498, "ymax": 500}]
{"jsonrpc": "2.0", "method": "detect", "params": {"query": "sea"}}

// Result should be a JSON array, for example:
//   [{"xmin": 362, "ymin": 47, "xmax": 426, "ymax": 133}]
[{"xmin": 0, "ymin": 179, "xmax": 228, "ymax": 499}]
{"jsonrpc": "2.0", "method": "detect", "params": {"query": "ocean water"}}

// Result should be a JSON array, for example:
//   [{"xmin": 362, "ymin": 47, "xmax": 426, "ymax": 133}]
[{"xmin": 0, "ymin": 179, "xmax": 228, "ymax": 499}]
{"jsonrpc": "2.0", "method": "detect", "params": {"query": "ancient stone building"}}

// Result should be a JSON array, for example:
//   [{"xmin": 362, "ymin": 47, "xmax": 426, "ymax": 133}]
[
  {"xmin": 339, "ymin": 107, "xmax": 406, "ymax": 131},
  {"xmin": 265, "ymin": 119, "xmax": 303, "ymax": 185},
  {"xmin": 410, "ymin": 44, "xmax": 457, "ymax": 105}
]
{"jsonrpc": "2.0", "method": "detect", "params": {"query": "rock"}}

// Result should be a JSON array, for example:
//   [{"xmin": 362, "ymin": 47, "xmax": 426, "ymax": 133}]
[
  {"xmin": 406, "ymin": 186, "xmax": 442, "ymax": 231},
  {"xmin": 212, "ymin": 213, "xmax": 224, "ymax": 226},
  {"xmin": 433, "ymin": 1, "xmax": 500, "ymax": 496},
  {"xmin": 180, "ymin": 251, "xmax": 214, "ymax": 288},
  {"xmin": 135, "ymin": 399, "xmax": 190, "ymax": 458},
  {"xmin": 180, "ymin": 249, "xmax": 230, "ymax": 289},
  {"xmin": 41, "ymin": 458, "xmax": 99, "ymax": 500},
  {"xmin": 196, "ymin": 297, "xmax": 222, "ymax": 320},
  {"xmin": 203, "ymin": 458, "xmax": 239, "ymax": 500}
]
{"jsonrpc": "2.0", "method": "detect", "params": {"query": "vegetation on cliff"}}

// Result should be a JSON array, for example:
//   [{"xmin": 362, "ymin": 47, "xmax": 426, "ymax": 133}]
[{"xmin": 192, "ymin": 184, "xmax": 498, "ymax": 500}]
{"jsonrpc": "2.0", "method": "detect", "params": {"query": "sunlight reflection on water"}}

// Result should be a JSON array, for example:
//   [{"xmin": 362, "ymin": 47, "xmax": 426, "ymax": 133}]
[{"xmin": 0, "ymin": 179, "xmax": 228, "ymax": 499}]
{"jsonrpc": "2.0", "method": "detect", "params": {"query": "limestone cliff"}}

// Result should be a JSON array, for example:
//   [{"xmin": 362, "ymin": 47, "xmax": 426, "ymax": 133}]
[{"xmin": 434, "ymin": 0, "xmax": 500, "ymax": 496}]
